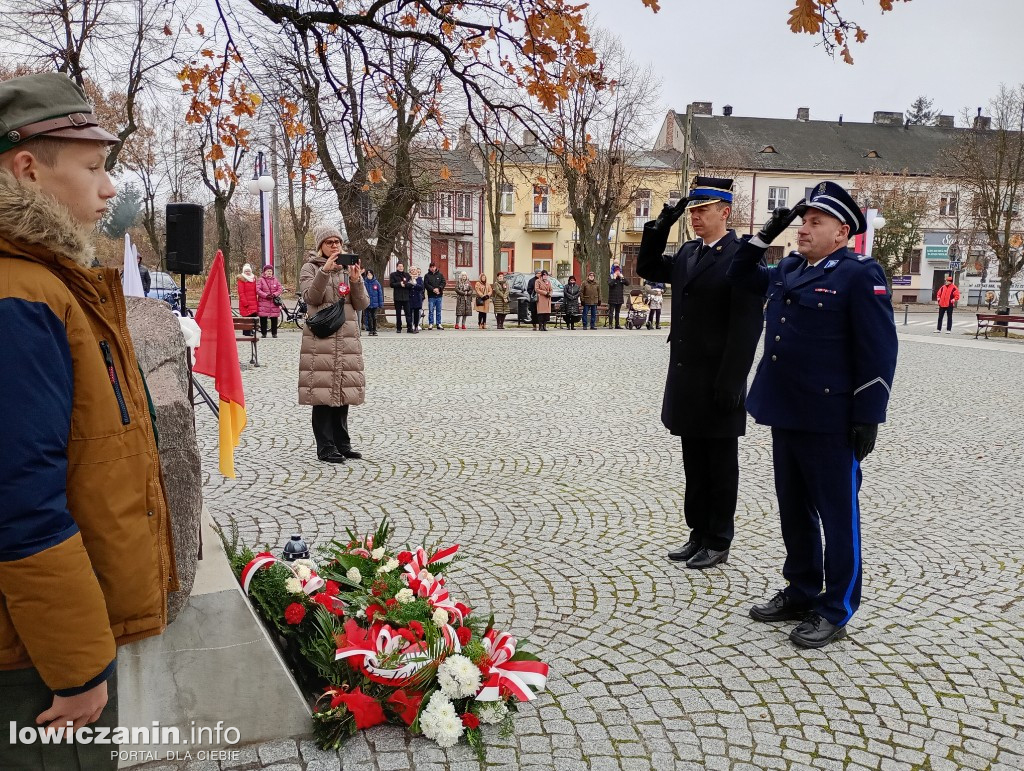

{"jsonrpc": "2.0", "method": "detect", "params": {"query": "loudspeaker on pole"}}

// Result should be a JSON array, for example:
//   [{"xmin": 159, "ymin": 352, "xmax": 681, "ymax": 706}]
[{"xmin": 165, "ymin": 203, "xmax": 205, "ymax": 275}]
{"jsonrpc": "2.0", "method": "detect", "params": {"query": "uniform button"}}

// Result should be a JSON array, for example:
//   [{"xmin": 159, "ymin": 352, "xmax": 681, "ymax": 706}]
[
  {"xmin": 780, "ymin": 317, "xmax": 786, "ymax": 323},
  {"xmin": 824, "ymin": 388, "xmax": 830, "ymax": 394},
  {"xmin": 676, "ymin": 363, "xmax": 683, "ymax": 368},
  {"xmin": 786, "ymin": 299, "xmax": 791, "ymax": 305},
  {"xmin": 774, "ymin": 335, "xmax": 780, "ymax": 342},
  {"xmin": 771, "ymin": 355, "xmax": 777, "ymax": 361},
  {"xmin": 817, "ymin": 302, "xmax": 823, "ymax": 308}
]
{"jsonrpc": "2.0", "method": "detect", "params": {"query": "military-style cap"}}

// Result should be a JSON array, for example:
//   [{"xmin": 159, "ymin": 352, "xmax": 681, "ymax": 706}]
[
  {"xmin": 686, "ymin": 176, "xmax": 734, "ymax": 209},
  {"xmin": 803, "ymin": 181, "xmax": 867, "ymax": 236},
  {"xmin": 0, "ymin": 73, "xmax": 119, "ymax": 156}
]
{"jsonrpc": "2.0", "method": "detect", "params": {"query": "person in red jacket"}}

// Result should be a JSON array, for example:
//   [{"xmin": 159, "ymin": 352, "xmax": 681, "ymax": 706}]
[
  {"xmin": 935, "ymin": 274, "xmax": 960, "ymax": 334},
  {"xmin": 237, "ymin": 263, "xmax": 258, "ymax": 336}
]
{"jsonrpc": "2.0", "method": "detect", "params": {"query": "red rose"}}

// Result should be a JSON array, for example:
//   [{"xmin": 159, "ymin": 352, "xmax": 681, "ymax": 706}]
[
  {"xmin": 385, "ymin": 598, "xmax": 398, "ymax": 608},
  {"xmin": 455, "ymin": 603, "xmax": 471, "ymax": 618},
  {"xmin": 335, "ymin": 687, "xmax": 386, "ymax": 730},
  {"xmin": 366, "ymin": 604, "xmax": 385, "ymax": 622},
  {"xmin": 408, "ymin": 620, "xmax": 424, "ymax": 638},
  {"xmin": 388, "ymin": 689, "xmax": 423, "ymax": 726},
  {"xmin": 461, "ymin": 713, "xmax": 480, "ymax": 729},
  {"xmin": 284, "ymin": 602, "xmax": 306, "ymax": 625},
  {"xmin": 325, "ymin": 580, "xmax": 340, "ymax": 596},
  {"xmin": 456, "ymin": 626, "xmax": 472, "ymax": 645},
  {"xmin": 397, "ymin": 551, "xmax": 413, "ymax": 565}
]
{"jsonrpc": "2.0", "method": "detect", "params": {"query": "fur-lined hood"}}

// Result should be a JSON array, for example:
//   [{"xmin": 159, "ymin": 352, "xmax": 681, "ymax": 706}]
[{"xmin": 0, "ymin": 169, "xmax": 96, "ymax": 268}]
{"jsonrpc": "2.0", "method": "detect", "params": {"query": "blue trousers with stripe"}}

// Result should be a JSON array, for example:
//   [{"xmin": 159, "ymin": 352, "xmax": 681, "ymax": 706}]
[{"xmin": 771, "ymin": 428, "xmax": 862, "ymax": 626}]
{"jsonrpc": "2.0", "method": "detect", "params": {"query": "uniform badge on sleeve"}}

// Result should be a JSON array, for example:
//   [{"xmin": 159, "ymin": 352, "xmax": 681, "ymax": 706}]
[{"xmin": 873, "ymin": 285, "xmax": 887, "ymax": 295}]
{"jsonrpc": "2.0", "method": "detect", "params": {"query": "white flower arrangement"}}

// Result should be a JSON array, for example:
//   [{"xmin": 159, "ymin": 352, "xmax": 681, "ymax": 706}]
[
  {"xmin": 376, "ymin": 558, "xmax": 399, "ymax": 575},
  {"xmin": 418, "ymin": 692, "xmax": 464, "ymax": 748},
  {"xmin": 476, "ymin": 700, "xmax": 508, "ymax": 725},
  {"xmin": 437, "ymin": 654, "xmax": 481, "ymax": 699},
  {"xmin": 431, "ymin": 608, "xmax": 449, "ymax": 627},
  {"xmin": 295, "ymin": 565, "xmax": 312, "ymax": 581},
  {"xmin": 346, "ymin": 567, "xmax": 362, "ymax": 584},
  {"xmin": 395, "ymin": 588, "xmax": 415, "ymax": 604},
  {"xmin": 284, "ymin": 577, "xmax": 304, "ymax": 594},
  {"xmin": 371, "ymin": 546, "xmax": 385, "ymax": 561},
  {"xmin": 293, "ymin": 559, "xmax": 316, "ymax": 570}
]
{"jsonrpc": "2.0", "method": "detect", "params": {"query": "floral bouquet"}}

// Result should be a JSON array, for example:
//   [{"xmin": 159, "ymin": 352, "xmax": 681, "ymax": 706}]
[{"xmin": 228, "ymin": 519, "xmax": 548, "ymax": 756}]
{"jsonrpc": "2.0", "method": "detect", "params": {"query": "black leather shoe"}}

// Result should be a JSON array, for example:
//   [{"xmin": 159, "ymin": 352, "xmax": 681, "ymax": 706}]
[
  {"xmin": 685, "ymin": 547, "xmax": 729, "ymax": 569},
  {"xmin": 318, "ymin": 451, "xmax": 346, "ymax": 464},
  {"xmin": 790, "ymin": 612, "xmax": 847, "ymax": 649},
  {"xmin": 749, "ymin": 591, "xmax": 811, "ymax": 623},
  {"xmin": 340, "ymin": 449, "xmax": 362, "ymax": 460},
  {"xmin": 667, "ymin": 541, "xmax": 701, "ymax": 562}
]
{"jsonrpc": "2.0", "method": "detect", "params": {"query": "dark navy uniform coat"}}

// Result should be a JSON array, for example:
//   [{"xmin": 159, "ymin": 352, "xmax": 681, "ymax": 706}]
[
  {"xmin": 637, "ymin": 226, "xmax": 765, "ymax": 438},
  {"xmin": 728, "ymin": 242, "xmax": 898, "ymax": 433}
]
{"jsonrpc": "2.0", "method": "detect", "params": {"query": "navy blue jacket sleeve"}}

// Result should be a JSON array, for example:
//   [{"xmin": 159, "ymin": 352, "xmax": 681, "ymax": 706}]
[
  {"xmin": 850, "ymin": 262, "xmax": 898, "ymax": 424},
  {"xmin": 636, "ymin": 223, "xmax": 675, "ymax": 284},
  {"xmin": 727, "ymin": 236, "xmax": 774, "ymax": 297},
  {"xmin": 0, "ymin": 298, "xmax": 78, "ymax": 561}
]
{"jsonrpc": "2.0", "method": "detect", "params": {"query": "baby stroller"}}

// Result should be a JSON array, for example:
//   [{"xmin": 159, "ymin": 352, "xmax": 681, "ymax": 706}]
[{"xmin": 625, "ymin": 290, "xmax": 649, "ymax": 330}]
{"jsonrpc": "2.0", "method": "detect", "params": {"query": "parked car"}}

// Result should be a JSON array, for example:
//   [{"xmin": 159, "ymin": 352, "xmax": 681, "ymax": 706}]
[
  {"xmin": 505, "ymin": 272, "xmax": 564, "ymax": 322},
  {"xmin": 149, "ymin": 270, "xmax": 180, "ymax": 303}
]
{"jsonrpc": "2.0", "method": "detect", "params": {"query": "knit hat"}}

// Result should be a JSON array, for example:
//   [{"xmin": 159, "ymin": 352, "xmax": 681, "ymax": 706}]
[{"xmin": 313, "ymin": 225, "xmax": 342, "ymax": 251}]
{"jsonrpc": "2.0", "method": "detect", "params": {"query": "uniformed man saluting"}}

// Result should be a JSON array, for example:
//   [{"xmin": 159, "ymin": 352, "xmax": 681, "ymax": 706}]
[
  {"xmin": 637, "ymin": 177, "xmax": 765, "ymax": 570},
  {"xmin": 728, "ymin": 181, "xmax": 898, "ymax": 648}
]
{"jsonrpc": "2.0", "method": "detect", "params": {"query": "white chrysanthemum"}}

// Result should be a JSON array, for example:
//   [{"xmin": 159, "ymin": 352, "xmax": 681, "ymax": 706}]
[
  {"xmin": 437, "ymin": 654, "xmax": 482, "ymax": 699},
  {"xmin": 284, "ymin": 577, "xmax": 304, "ymax": 594},
  {"xmin": 419, "ymin": 692, "xmax": 464, "ymax": 748},
  {"xmin": 395, "ymin": 588, "xmax": 415, "ymax": 604},
  {"xmin": 476, "ymin": 701, "xmax": 508, "ymax": 725},
  {"xmin": 432, "ymin": 608, "xmax": 449, "ymax": 627},
  {"xmin": 294, "ymin": 559, "xmax": 315, "ymax": 569},
  {"xmin": 346, "ymin": 567, "xmax": 362, "ymax": 584},
  {"xmin": 376, "ymin": 558, "xmax": 399, "ymax": 575},
  {"xmin": 356, "ymin": 608, "xmax": 366, "ymax": 618},
  {"xmin": 295, "ymin": 565, "xmax": 312, "ymax": 581},
  {"xmin": 371, "ymin": 546, "xmax": 385, "ymax": 560}
]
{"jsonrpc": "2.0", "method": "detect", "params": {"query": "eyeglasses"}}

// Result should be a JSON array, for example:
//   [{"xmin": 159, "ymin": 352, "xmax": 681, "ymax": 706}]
[{"xmin": 323, "ymin": 239, "xmax": 342, "ymax": 246}]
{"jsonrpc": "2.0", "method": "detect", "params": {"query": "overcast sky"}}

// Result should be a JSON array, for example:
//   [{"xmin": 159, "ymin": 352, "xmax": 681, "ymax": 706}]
[{"xmin": 583, "ymin": 0, "xmax": 1023, "ymax": 126}]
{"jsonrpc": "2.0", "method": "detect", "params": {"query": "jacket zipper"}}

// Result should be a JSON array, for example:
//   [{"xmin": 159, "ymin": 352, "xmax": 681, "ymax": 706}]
[{"xmin": 100, "ymin": 340, "xmax": 131, "ymax": 425}]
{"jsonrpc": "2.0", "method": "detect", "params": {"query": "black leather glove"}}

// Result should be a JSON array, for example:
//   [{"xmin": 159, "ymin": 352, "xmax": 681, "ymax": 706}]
[
  {"xmin": 651, "ymin": 197, "xmax": 689, "ymax": 233},
  {"xmin": 756, "ymin": 198, "xmax": 806, "ymax": 244},
  {"xmin": 850, "ymin": 423, "xmax": 878, "ymax": 462},
  {"xmin": 713, "ymin": 388, "xmax": 743, "ymax": 413}
]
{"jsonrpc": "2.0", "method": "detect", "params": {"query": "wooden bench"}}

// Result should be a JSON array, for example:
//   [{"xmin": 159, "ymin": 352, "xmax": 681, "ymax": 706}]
[
  {"xmin": 976, "ymin": 313, "xmax": 1024, "ymax": 339},
  {"xmin": 233, "ymin": 317, "xmax": 259, "ymax": 366}
]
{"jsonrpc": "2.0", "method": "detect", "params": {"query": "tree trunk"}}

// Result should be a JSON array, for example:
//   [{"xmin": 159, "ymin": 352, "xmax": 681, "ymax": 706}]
[
  {"xmin": 999, "ymin": 274, "xmax": 1012, "ymax": 308},
  {"xmin": 214, "ymin": 194, "xmax": 232, "ymax": 290}
]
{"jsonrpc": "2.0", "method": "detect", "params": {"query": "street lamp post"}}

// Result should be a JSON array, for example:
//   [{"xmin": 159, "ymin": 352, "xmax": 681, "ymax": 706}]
[{"xmin": 246, "ymin": 152, "xmax": 276, "ymax": 274}]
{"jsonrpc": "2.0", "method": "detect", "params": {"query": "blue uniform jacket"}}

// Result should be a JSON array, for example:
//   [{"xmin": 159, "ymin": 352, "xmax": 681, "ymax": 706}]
[
  {"xmin": 364, "ymin": 278, "xmax": 384, "ymax": 309},
  {"xmin": 728, "ymin": 241, "xmax": 897, "ymax": 433}
]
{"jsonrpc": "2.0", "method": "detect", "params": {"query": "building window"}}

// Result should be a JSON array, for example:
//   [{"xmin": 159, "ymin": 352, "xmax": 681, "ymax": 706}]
[
  {"xmin": 804, "ymin": 187, "xmax": 815, "ymax": 200},
  {"xmin": 455, "ymin": 192, "xmax": 473, "ymax": 220},
  {"xmin": 668, "ymin": 190, "xmax": 682, "ymax": 205},
  {"xmin": 455, "ymin": 240, "xmax": 473, "ymax": 268},
  {"xmin": 767, "ymin": 186, "xmax": 788, "ymax": 211},
  {"xmin": 419, "ymin": 196, "xmax": 435, "ymax": 218},
  {"xmin": 901, "ymin": 249, "xmax": 922, "ymax": 275},
  {"xmin": 499, "ymin": 182, "xmax": 514, "ymax": 214},
  {"xmin": 533, "ymin": 184, "xmax": 549, "ymax": 214},
  {"xmin": 634, "ymin": 189, "xmax": 651, "ymax": 218},
  {"xmin": 939, "ymin": 193, "xmax": 957, "ymax": 217},
  {"xmin": 437, "ymin": 192, "xmax": 453, "ymax": 219},
  {"xmin": 765, "ymin": 246, "xmax": 784, "ymax": 265},
  {"xmin": 620, "ymin": 243, "xmax": 641, "ymax": 282}
]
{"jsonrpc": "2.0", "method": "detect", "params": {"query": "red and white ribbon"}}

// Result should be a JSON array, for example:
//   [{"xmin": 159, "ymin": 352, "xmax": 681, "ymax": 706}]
[
  {"xmin": 335, "ymin": 623, "xmax": 430, "ymax": 684},
  {"xmin": 475, "ymin": 629, "xmax": 549, "ymax": 703},
  {"xmin": 403, "ymin": 544, "xmax": 459, "ymax": 581},
  {"xmin": 414, "ymin": 573, "xmax": 464, "ymax": 624},
  {"xmin": 240, "ymin": 553, "xmax": 325, "ymax": 596}
]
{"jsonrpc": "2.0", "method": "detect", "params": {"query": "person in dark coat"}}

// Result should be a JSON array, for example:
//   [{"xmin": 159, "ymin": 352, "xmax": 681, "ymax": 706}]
[
  {"xmin": 362, "ymin": 269, "xmax": 384, "ymax": 336},
  {"xmin": 526, "ymin": 269, "xmax": 541, "ymax": 330},
  {"xmin": 562, "ymin": 276, "xmax": 582, "ymax": 329},
  {"xmin": 389, "ymin": 261, "xmax": 412, "ymax": 333},
  {"xmin": 607, "ymin": 268, "xmax": 629, "ymax": 328},
  {"xmin": 424, "ymin": 262, "xmax": 446, "ymax": 329},
  {"xmin": 637, "ymin": 176, "xmax": 765, "ymax": 571},
  {"xmin": 728, "ymin": 181, "xmax": 898, "ymax": 649},
  {"xmin": 137, "ymin": 254, "xmax": 151, "ymax": 296},
  {"xmin": 407, "ymin": 266, "xmax": 425, "ymax": 332}
]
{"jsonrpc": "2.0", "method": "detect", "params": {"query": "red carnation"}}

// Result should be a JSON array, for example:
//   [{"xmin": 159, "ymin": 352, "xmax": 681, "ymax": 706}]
[
  {"xmin": 397, "ymin": 551, "xmax": 413, "ymax": 565},
  {"xmin": 455, "ymin": 603, "xmax": 471, "ymax": 618},
  {"xmin": 397, "ymin": 628, "xmax": 418, "ymax": 645},
  {"xmin": 407, "ymin": 578, "xmax": 421, "ymax": 593},
  {"xmin": 461, "ymin": 713, "xmax": 480, "ymax": 729},
  {"xmin": 385, "ymin": 598, "xmax": 398, "ymax": 608},
  {"xmin": 284, "ymin": 602, "xmax": 306, "ymax": 625},
  {"xmin": 366, "ymin": 604, "xmax": 385, "ymax": 622},
  {"xmin": 388, "ymin": 689, "xmax": 423, "ymax": 726},
  {"xmin": 408, "ymin": 620, "xmax": 424, "ymax": 638},
  {"xmin": 335, "ymin": 687, "xmax": 386, "ymax": 730},
  {"xmin": 456, "ymin": 626, "xmax": 472, "ymax": 645},
  {"xmin": 324, "ymin": 580, "xmax": 340, "ymax": 596}
]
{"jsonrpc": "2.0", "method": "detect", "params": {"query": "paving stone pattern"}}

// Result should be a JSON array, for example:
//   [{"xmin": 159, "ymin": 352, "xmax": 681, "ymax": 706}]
[{"xmin": 147, "ymin": 328, "xmax": 1024, "ymax": 769}]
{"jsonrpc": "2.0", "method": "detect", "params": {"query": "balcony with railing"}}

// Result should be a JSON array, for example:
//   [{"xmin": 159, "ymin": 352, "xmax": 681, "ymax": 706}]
[
  {"xmin": 624, "ymin": 215, "xmax": 649, "ymax": 233},
  {"xmin": 429, "ymin": 216, "xmax": 475, "ymax": 235},
  {"xmin": 524, "ymin": 212, "xmax": 561, "ymax": 231}
]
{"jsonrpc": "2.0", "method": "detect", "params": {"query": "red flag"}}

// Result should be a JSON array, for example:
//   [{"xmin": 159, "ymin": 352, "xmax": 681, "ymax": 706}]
[{"xmin": 194, "ymin": 250, "xmax": 247, "ymax": 477}]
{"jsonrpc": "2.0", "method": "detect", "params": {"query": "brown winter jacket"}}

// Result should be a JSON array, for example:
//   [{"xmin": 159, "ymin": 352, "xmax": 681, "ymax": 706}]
[
  {"xmin": 0, "ymin": 170, "xmax": 176, "ymax": 694},
  {"xmin": 298, "ymin": 253, "xmax": 370, "ymax": 406},
  {"xmin": 581, "ymin": 278, "xmax": 601, "ymax": 305}
]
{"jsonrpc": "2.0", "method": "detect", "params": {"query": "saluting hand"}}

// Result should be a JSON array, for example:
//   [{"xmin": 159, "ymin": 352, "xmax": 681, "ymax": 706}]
[
  {"xmin": 757, "ymin": 198, "xmax": 806, "ymax": 244},
  {"xmin": 652, "ymin": 197, "xmax": 689, "ymax": 233}
]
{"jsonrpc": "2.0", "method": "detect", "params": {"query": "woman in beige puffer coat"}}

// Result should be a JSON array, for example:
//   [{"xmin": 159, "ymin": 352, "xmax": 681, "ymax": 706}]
[{"xmin": 298, "ymin": 227, "xmax": 370, "ymax": 463}]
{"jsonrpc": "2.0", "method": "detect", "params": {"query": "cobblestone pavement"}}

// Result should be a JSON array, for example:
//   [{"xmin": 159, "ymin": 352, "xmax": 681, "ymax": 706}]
[{"xmin": 148, "ymin": 326, "xmax": 1024, "ymax": 770}]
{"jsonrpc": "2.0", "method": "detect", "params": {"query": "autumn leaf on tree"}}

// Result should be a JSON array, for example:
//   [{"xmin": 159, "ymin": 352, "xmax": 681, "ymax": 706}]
[
  {"xmin": 788, "ymin": 0, "xmax": 822, "ymax": 35},
  {"xmin": 368, "ymin": 168, "xmax": 385, "ymax": 184},
  {"xmin": 439, "ymin": 165, "xmax": 452, "ymax": 181},
  {"xmin": 441, "ymin": 136, "xmax": 451, "ymax": 151}
]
